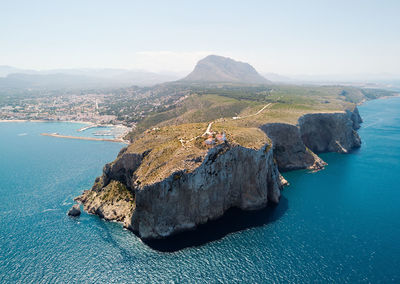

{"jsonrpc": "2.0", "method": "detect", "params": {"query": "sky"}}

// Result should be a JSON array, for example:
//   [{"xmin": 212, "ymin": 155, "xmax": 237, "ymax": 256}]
[{"xmin": 1, "ymin": 0, "xmax": 399, "ymax": 76}]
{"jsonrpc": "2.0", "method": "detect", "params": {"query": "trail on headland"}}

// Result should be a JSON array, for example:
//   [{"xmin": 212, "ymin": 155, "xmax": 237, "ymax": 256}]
[{"xmin": 232, "ymin": 103, "xmax": 271, "ymax": 120}]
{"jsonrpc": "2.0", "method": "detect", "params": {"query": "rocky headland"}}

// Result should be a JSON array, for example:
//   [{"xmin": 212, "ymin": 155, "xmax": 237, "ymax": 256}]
[
  {"xmin": 260, "ymin": 123, "xmax": 326, "ymax": 171},
  {"xmin": 76, "ymin": 106, "xmax": 363, "ymax": 240},
  {"xmin": 299, "ymin": 109, "xmax": 362, "ymax": 153}
]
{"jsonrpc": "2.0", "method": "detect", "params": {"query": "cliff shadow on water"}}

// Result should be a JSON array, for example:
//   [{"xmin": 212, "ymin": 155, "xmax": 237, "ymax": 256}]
[{"xmin": 141, "ymin": 196, "xmax": 288, "ymax": 252}]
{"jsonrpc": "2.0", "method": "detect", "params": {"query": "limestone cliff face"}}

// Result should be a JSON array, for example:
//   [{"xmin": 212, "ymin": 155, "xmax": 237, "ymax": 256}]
[
  {"xmin": 260, "ymin": 123, "xmax": 326, "ymax": 171},
  {"xmin": 78, "ymin": 142, "xmax": 282, "ymax": 239},
  {"xmin": 75, "ymin": 147, "xmax": 142, "ymax": 225},
  {"xmin": 298, "ymin": 109, "xmax": 361, "ymax": 153},
  {"xmin": 101, "ymin": 147, "xmax": 144, "ymax": 190},
  {"xmin": 77, "ymin": 108, "xmax": 363, "ymax": 240},
  {"xmin": 348, "ymin": 106, "xmax": 363, "ymax": 130},
  {"xmin": 131, "ymin": 143, "xmax": 282, "ymax": 239}
]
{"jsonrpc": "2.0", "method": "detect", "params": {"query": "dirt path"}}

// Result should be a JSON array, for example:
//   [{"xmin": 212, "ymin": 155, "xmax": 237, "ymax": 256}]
[
  {"xmin": 179, "ymin": 103, "xmax": 273, "ymax": 147},
  {"xmin": 202, "ymin": 122, "xmax": 214, "ymax": 136},
  {"xmin": 232, "ymin": 103, "xmax": 271, "ymax": 120}
]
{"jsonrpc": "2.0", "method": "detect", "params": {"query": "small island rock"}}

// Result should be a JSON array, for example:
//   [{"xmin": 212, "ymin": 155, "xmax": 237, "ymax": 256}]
[{"xmin": 68, "ymin": 204, "xmax": 81, "ymax": 217}]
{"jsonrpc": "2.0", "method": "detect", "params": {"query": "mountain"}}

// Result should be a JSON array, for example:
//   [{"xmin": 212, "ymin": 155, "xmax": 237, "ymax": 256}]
[
  {"xmin": 0, "ymin": 66, "xmax": 37, "ymax": 77},
  {"xmin": 0, "ymin": 68, "xmax": 181, "ymax": 92},
  {"xmin": 0, "ymin": 73, "xmax": 117, "ymax": 89},
  {"xmin": 181, "ymin": 55, "xmax": 269, "ymax": 84}
]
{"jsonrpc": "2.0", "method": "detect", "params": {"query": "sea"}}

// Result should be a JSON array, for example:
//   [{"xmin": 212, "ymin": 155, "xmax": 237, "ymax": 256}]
[{"xmin": 0, "ymin": 97, "xmax": 399, "ymax": 283}]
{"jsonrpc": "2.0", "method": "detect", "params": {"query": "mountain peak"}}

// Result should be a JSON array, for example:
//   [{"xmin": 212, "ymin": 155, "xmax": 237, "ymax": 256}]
[{"xmin": 181, "ymin": 55, "xmax": 269, "ymax": 84}]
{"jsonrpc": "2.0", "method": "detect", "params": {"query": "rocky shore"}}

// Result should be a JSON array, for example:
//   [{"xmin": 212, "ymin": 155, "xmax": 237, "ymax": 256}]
[{"xmin": 76, "ymin": 107, "xmax": 363, "ymax": 239}]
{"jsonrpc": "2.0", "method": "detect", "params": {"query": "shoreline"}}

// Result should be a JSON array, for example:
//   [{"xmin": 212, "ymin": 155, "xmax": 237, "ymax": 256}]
[
  {"xmin": 358, "ymin": 93, "xmax": 400, "ymax": 106},
  {"xmin": 0, "ymin": 119, "xmax": 93, "ymax": 125}
]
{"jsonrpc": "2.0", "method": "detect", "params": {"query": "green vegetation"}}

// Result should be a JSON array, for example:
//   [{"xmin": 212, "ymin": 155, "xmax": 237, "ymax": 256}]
[
  {"xmin": 100, "ymin": 180, "xmax": 135, "ymax": 206},
  {"xmin": 126, "ymin": 94, "xmax": 260, "ymax": 140},
  {"xmin": 127, "ymin": 84, "xmax": 390, "ymax": 142},
  {"xmin": 113, "ymin": 83, "xmax": 397, "ymax": 187}
]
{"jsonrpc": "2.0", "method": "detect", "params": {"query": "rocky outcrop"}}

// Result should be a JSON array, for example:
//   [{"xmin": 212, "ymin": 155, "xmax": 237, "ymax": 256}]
[
  {"xmin": 76, "ymin": 180, "xmax": 135, "ymax": 225},
  {"xmin": 298, "ymin": 109, "xmax": 361, "ymax": 153},
  {"xmin": 260, "ymin": 107, "xmax": 362, "ymax": 171},
  {"xmin": 78, "ymin": 142, "xmax": 283, "ymax": 239},
  {"xmin": 67, "ymin": 204, "xmax": 81, "ymax": 217},
  {"xmin": 76, "ymin": 147, "xmax": 145, "ymax": 226},
  {"xmin": 100, "ymin": 147, "xmax": 144, "ymax": 190},
  {"xmin": 131, "ymin": 143, "xmax": 282, "ymax": 239},
  {"xmin": 348, "ymin": 106, "xmax": 363, "ymax": 130},
  {"xmin": 260, "ymin": 123, "xmax": 326, "ymax": 171}
]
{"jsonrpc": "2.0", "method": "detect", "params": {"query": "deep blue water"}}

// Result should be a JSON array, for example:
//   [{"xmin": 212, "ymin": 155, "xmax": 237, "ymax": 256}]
[{"xmin": 1, "ymin": 98, "xmax": 399, "ymax": 283}]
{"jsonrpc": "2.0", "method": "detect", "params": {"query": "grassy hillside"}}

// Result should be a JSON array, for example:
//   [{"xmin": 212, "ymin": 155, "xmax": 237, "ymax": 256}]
[
  {"xmin": 126, "ymin": 94, "xmax": 260, "ymax": 140},
  {"xmin": 127, "ymin": 84, "xmax": 391, "ymax": 141},
  {"xmin": 119, "ymin": 83, "xmax": 396, "ymax": 185}
]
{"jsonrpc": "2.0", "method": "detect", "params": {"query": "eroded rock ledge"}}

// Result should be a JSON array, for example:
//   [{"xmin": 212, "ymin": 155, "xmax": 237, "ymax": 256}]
[{"xmin": 76, "ymin": 107, "xmax": 362, "ymax": 239}]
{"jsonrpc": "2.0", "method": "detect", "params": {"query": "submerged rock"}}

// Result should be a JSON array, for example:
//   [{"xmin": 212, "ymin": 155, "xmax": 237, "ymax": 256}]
[{"xmin": 67, "ymin": 204, "xmax": 81, "ymax": 217}]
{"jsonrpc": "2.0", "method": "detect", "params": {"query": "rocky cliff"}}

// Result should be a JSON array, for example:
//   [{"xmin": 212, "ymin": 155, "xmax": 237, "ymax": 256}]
[
  {"xmin": 260, "ymin": 123, "xmax": 326, "ymax": 171},
  {"xmin": 75, "ymin": 147, "xmax": 146, "ymax": 225},
  {"xmin": 78, "ymin": 142, "xmax": 283, "ymax": 239},
  {"xmin": 131, "ymin": 143, "xmax": 282, "ymax": 239},
  {"xmin": 299, "ymin": 107, "xmax": 362, "ymax": 153},
  {"xmin": 77, "ymin": 107, "xmax": 362, "ymax": 240},
  {"xmin": 348, "ymin": 106, "xmax": 363, "ymax": 130}
]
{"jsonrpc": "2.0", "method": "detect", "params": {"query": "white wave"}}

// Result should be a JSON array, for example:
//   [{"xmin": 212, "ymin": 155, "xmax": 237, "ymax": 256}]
[{"xmin": 42, "ymin": 208, "xmax": 59, "ymax": 213}]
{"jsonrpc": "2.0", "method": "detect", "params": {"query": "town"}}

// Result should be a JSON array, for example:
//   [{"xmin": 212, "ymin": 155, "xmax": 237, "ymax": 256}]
[{"xmin": 0, "ymin": 84, "xmax": 190, "ymax": 127}]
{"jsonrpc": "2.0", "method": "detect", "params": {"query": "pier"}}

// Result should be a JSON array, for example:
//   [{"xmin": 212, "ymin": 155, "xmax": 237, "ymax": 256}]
[
  {"xmin": 41, "ymin": 133, "xmax": 128, "ymax": 144},
  {"xmin": 77, "ymin": 124, "xmax": 99, "ymax": 132}
]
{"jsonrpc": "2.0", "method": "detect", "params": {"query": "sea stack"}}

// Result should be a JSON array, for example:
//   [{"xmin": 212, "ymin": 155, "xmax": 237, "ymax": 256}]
[{"xmin": 67, "ymin": 204, "xmax": 81, "ymax": 217}]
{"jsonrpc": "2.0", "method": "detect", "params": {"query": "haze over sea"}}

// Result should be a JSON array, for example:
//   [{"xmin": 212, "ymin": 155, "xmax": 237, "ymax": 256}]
[{"xmin": 0, "ymin": 98, "xmax": 399, "ymax": 283}]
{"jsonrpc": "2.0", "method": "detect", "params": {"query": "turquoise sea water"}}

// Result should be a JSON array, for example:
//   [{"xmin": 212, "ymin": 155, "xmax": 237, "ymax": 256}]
[{"xmin": 1, "ymin": 98, "xmax": 399, "ymax": 283}]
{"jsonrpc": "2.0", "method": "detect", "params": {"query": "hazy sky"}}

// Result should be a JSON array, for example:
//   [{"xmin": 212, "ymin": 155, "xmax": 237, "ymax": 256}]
[{"xmin": 1, "ymin": 0, "xmax": 399, "ymax": 76}]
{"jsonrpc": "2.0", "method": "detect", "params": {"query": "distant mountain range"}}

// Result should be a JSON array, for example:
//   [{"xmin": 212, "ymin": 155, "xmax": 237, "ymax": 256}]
[
  {"xmin": 181, "ymin": 55, "xmax": 269, "ymax": 84},
  {"xmin": 0, "ymin": 66, "xmax": 181, "ymax": 91},
  {"xmin": 1, "ymin": 58, "xmax": 399, "ymax": 93}
]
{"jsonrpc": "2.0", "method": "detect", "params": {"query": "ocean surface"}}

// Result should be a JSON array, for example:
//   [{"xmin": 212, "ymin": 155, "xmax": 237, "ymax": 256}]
[{"xmin": 1, "ymin": 98, "xmax": 399, "ymax": 283}]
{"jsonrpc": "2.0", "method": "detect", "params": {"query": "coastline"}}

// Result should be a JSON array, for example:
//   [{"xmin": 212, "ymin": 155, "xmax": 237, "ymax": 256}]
[
  {"xmin": 0, "ymin": 119, "xmax": 93, "ymax": 125},
  {"xmin": 358, "ymin": 93, "xmax": 400, "ymax": 106},
  {"xmin": 377, "ymin": 93, "xmax": 400, "ymax": 100}
]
